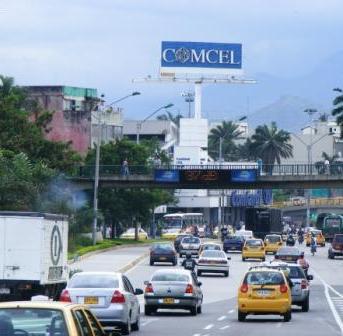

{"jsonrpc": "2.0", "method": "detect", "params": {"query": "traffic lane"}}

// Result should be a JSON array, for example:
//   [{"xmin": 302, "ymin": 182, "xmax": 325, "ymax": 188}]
[
  {"xmin": 71, "ymin": 245, "xmax": 150, "ymax": 272},
  {"xmin": 138, "ymin": 285, "xmax": 341, "ymax": 336}
]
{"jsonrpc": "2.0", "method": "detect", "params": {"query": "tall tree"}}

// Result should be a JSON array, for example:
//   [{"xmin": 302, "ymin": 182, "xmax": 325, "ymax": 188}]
[
  {"xmin": 208, "ymin": 121, "xmax": 243, "ymax": 161},
  {"xmin": 157, "ymin": 110, "xmax": 183, "ymax": 127},
  {"xmin": 250, "ymin": 122, "xmax": 293, "ymax": 172},
  {"xmin": 332, "ymin": 88, "xmax": 343, "ymax": 136}
]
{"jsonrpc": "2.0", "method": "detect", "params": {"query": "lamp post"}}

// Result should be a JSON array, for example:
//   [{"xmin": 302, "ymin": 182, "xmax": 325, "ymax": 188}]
[
  {"xmin": 181, "ymin": 91, "xmax": 195, "ymax": 118},
  {"xmin": 136, "ymin": 103, "xmax": 174, "ymax": 144},
  {"xmin": 92, "ymin": 91, "xmax": 141, "ymax": 246}
]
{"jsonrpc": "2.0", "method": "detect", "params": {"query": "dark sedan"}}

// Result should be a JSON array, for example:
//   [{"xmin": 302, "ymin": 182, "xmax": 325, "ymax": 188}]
[
  {"xmin": 174, "ymin": 234, "xmax": 193, "ymax": 253},
  {"xmin": 223, "ymin": 235, "xmax": 245, "ymax": 252},
  {"xmin": 150, "ymin": 243, "xmax": 177, "ymax": 266},
  {"xmin": 275, "ymin": 246, "xmax": 303, "ymax": 263}
]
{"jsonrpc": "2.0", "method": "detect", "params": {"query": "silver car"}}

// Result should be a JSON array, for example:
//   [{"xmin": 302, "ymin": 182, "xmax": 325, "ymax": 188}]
[
  {"xmin": 197, "ymin": 250, "xmax": 230, "ymax": 277},
  {"xmin": 250, "ymin": 261, "xmax": 313, "ymax": 312},
  {"xmin": 179, "ymin": 236, "xmax": 201, "ymax": 257},
  {"xmin": 144, "ymin": 269, "xmax": 203, "ymax": 316},
  {"xmin": 62, "ymin": 271, "xmax": 143, "ymax": 334}
]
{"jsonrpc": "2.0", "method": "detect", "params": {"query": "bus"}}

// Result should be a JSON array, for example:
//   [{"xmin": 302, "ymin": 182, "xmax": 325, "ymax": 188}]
[
  {"xmin": 322, "ymin": 214, "xmax": 343, "ymax": 241},
  {"xmin": 161, "ymin": 213, "xmax": 204, "ymax": 239}
]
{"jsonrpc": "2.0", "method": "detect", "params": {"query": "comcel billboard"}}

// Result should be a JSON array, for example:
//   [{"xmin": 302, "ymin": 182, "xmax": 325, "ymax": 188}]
[{"xmin": 161, "ymin": 41, "xmax": 242, "ymax": 76}]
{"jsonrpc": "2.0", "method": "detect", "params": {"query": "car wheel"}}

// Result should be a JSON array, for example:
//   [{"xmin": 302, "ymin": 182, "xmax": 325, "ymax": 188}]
[
  {"xmin": 223, "ymin": 271, "xmax": 229, "ymax": 277},
  {"xmin": 238, "ymin": 310, "xmax": 246, "ymax": 322},
  {"xmin": 145, "ymin": 305, "xmax": 153, "ymax": 316},
  {"xmin": 328, "ymin": 252, "xmax": 334, "ymax": 259},
  {"xmin": 197, "ymin": 305, "xmax": 202, "ymax": 314},
  {"xmin": 121, "ymin": 318, "xmax": 131, "ymax": 335},
  {"xmin": 131, "ymin": 312, "xmax": 140, "ymax": 331},
  {"xmin": 302, "ymin": 296, "xmax": 309, "ymax": 312},
  {"xmin": 197, "ymin": 270, "xmax": 202, "ymax": 276},
  {"xmin": 190, "ymin": 305, "xmax": 197, "ymax": 316},
  {"xmin": 283, "ymin": 310, "xmax": 292, "ymax": 322},
  {"xmin": 262, "ymin": 257, "xmax": 266, "ymax": 261},
  {"xmin": 242, "ymin": 257, "xmax": 246, "ymax": 262}
]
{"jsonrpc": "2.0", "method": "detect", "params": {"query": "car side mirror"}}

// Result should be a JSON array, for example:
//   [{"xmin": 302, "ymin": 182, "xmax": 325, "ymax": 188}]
[
  {"xmin": 144, "ymin": 280, "xmax": 149, "ymax": 286},
  {"xmin": 227, "ymin": 257, "xmax": 231, "ymax": 260},
  {"xmin": 197, "ymin": 281, "xmax": 202, "ymax": 287},
  {"xmin": 307, "ymin": 275, "xmax": 314, "ymax": 281},
  {"xmin": 134, "ymin": 288, "xmax": 144, "ymax": 295}
]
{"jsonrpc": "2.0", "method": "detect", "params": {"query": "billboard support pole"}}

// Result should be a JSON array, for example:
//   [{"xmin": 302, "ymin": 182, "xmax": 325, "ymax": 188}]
[{"xmin": 194, "ymin": 82, "xmax": 202, "ymax": 119}]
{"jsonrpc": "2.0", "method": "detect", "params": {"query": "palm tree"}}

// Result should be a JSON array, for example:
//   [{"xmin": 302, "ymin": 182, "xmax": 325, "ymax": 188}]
[
  {"xmin": 315, "ymin": 152, "xmax": 341, "ymax": 175},
  {"xmin": 157, "ymin": 110, "xmax": 183, "ymax": 127},
  {"xmin": 250, "ymin": 122, "xmax": 293, "ymax": 173},
  {"xmin": 332, "ymin": 88, "xmax": 343, "ymax": 136},
  {"xmin": 208, "ymin": 121, "xmax": 243, "ymax": 161}
]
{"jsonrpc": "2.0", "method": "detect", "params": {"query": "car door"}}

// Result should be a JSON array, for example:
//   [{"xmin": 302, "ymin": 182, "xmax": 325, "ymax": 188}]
[
  {"xmin": 191, "ymin": 273, "xmax": 202, "ymax": 305},
  {"xmin": 122, "ymin": 275, "xmax": 137, "ymax": 323},
  {"xmin": 83, "ymin": 308, "xmax": 106, "ymax": 336},
  {"xmin": 72, "ymin": 308, "xmax": 94, "ymax": 336}
]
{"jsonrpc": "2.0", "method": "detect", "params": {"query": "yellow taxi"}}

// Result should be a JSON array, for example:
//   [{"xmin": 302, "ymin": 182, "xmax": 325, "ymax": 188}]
[
  {"xmin": 242, "ymin": 239, "xmax": 266, "ymax": 261},
  {"xmin": 161, "ymin": 228, "xmax": 181, "ymax": 239},
  {"xmin": 0, "ymin": 301, "xmax": 120, "ymax": 336},
  {"xmin": 237, "ymin": 268, "xmax": 292, "ymax": 322},
  {"xmin": 120, "ymin": 227, "xmax": 148, "ymax": 240},
  {"xmin": 264, "ymin": 234, "xmax": 283, "ymax": 254},
  {"xmin": 305, "ymin": 229, "xmax": 325, "ymax": 247}
]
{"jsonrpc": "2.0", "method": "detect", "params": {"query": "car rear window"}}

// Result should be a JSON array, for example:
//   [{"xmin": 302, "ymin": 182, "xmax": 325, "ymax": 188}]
[
  {"xmin": 69, "ymin": 274, "xmax": 119, "ymax": 288},
  {"xmin": 182, "ymin": 237, "xmax": 200, "ymax": 244},
  {"xmin": 152, "ymin": 273, "xmax": 189, "ymax": 282},
  {"xmin": 202, "ymin": 250, "xmax": 225, "ymax": 258},
  {"xmin": 226, "ymin": 236, "xmax": 243, "ymax": 242},
  {"xmin": 245, "ymin": 271, "xmax": 285, "ymax": 285},
  {"xmin": 153, "ymin": 244, "xmax": 173, "ymax": 251},
  {"xmin": 203, "ymin": 244, "xmax": 221, "ymax": 251},
  {"xmin": 0, "ymin": 309, "xmax": 66, "ymax": 335},
  {"xmin": 246, "ymin": 240, "xmax": 263, "ymax": 247},
  {"xmin": 288, "ymin": 266, "xmax": 306, "ymax": 279},
  {"xmin": 334, "ymin": 235, "xmax": 343, "ymax": 243},
  {"xmin": 265, "ymin": 235, "xmax": 281, "ymax": 243},
  {"xmin": 277, "ymin": 247, "xmax": 300, "ymax": 255}
]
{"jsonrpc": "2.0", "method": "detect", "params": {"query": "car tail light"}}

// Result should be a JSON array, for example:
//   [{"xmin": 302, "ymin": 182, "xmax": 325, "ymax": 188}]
[
  {"xmin": 240, "ymin": 284, "xmax": 248, "ymax": 293},
  {"xmin": 243, "ymin": 247, "xmax": 248, "ymax": 251},
  {"xmin": 280, "ymin": 284, "xmax": 288, "ymax": 293},
  {"xmin": 185, "ymin": 284, "xmax": 193, "ymax": 294},
  {"xmin": 111, "ymin": 290, "xmax": 126, "ymax": 303},
  {"xmin": 145, "ymin": 283, "xmax": 154, "ymax": 294},
  {"xmin": 301, "ymin": 280, "xmax": 308, "ymax": 289},
  {"xmin": 260, "ymin": 247, "xmax": 264, "ymax": 250},
  {"xmin": 60, "ymin": 290, "xmax": 71, "ymax": 302}
]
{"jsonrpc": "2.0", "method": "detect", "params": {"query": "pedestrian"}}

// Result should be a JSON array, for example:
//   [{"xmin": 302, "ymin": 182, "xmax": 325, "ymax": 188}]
[
  {"xmin": 324, "ymin": 159, "xmax": 330, "ymax": 175},
  {"xmin": 121, "ymin": 158, "xmax": 129, "ymax": 176}
]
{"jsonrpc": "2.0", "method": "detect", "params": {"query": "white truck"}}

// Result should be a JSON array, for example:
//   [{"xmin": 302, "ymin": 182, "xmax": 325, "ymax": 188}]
[{"xmin": 0, "ymin": 212, "xmax": 69, "ymax": 301}]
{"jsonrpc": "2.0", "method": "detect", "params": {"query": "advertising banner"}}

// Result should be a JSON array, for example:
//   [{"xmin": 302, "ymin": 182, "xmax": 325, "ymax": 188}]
[
  {"xmin": 231, "ymin": 169, "xmax": 257, "ymax": 182},
  {"xmin": 154, "ymin": 169, "xmax": 180, "ymax": 183},
  {"xmin": 161, "ymin": 41, "xmax": 242, "ymax": 75}
]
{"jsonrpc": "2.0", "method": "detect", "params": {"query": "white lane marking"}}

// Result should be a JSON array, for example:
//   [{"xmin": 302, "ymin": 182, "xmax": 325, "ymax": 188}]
[
  {"xmin": 217, "ymin": 315, "xmax": 227, "ymax": 321},
  {"xmin": 220, "ymin": 325, "xmax": 230, "ymax": 330},
  {"xmin": 125, "ymin": 255, "xmax": 149, "ymax": 275},
  {"xmin": 193, "ymin": 334, "xmax": 201, "ymax": 336},
  {"xmin": 276, "ymin": 322, "xmax": 283, "ymax": 328},
  {"xmin": 228, "ymin": 309, "xmax": 235, "ymax": 314},
  {"xmin": 140, "ymin": 318, "xmax": 158, "ymax": 327},
  {"xmin": 204, "ymin": 324, "xmax": 214, "ymax": 330},
  {"xmin": 312, "ymin": 270, "xmax": 343, "ymax": 299}
]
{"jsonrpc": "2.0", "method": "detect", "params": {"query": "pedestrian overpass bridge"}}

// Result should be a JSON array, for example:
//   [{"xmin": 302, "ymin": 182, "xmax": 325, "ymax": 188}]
[{"xmin": 69, "ymin": 164, "xmax": 343, "ymax": 190}]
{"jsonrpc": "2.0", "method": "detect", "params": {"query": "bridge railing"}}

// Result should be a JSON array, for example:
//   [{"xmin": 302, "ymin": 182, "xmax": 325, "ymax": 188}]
[{"xmin": 74, "ymin": 163, "xmax": 343, "ymax": 178}]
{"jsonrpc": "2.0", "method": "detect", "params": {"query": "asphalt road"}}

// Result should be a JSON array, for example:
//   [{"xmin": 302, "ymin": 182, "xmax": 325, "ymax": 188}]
[{"xmin": 77, "ymin": 242, "xmax": 343, "ymax": 336}]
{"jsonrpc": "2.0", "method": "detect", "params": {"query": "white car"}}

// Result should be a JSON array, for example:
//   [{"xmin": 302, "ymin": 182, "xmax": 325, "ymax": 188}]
[
  {"xmin": 236, "ymin": 230, "xmax": 254, "ymax": 240},
  {"xmin": 179, "ymin": 236, "xmax": 201, "ymax": 257},
  {"xmin": 120, "ymin": 228, "xmax": 148, "ymax": 240},
  {"xmin": 197, "ymin": 250, "xmax": 230, "ymax": 277}
]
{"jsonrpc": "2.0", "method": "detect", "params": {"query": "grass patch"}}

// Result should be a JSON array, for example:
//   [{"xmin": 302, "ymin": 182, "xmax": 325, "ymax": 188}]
[{"xmin": 68, "ymin": 238, "xmax": 169, "ymax": 260}]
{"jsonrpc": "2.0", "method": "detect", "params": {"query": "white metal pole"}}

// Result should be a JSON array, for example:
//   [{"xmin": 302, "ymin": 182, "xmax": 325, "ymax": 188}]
[{"xmin": 194, "ymin": 83, "xmax": 202, "ymax": 119}]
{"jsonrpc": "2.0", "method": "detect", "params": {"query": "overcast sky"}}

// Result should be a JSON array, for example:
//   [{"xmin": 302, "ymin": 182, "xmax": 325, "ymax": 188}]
[{"xmin": 0, "ymin": 0, "xmax": 342, "ymax": 119}]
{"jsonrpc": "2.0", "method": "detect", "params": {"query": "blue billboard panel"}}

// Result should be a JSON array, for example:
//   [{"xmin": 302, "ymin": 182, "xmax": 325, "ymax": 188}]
[
  {"xmin": 154, "ymin": 169, "xmax": 180, "ymax": 183},
  {"xmin": 161, "ymin": 41, "xmax": 242, "ymax": 71},
  {"xmin": 231, "ymin": 169, "xmax": 257, "ymax": 182}
]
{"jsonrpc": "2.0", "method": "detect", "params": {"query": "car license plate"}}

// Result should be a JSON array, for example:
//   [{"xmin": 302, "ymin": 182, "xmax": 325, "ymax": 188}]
[
  {"xmin": 286, "ymin": 257, "xmax": 292, "ymax": 261},
  {"xmin": 0, "ymin": 288, "xmax": 10, "ymax": 295},
  {"xmin": 84, "ymin": 296, "xmax": 98, "ymax": 304},
  {"xmin": 159, "ymin": 257, "xmax": 167, "ymax": 260},
  {"xmin": 257, "ymin": 290, "xmax": 271, "ymax": 297},
  {"xmin": 163, "ymin": 298, "xmax": 175, "ymax": 304}
]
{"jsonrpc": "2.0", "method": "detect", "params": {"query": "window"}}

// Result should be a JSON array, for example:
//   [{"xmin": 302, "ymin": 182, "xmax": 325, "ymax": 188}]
[
  {"xmin": 84, "ymin": 309, "xmax": 104, "ymax": 336},
  {"xmin": 246, "ymin": 240, "xmax": 263, "ymax": 247},
  {"xmin": 73, "ymin": 309, "xmax": 92, "ymax": 336},
  {"xmin": 69, "ymin": 274, "xmax": 119, "ymax": 289},
  {"xmin": 245, "ymin": 272, "xmax": 285, "ymax": 285},
  {"xmin": 122, "ymin": 276, "xmax": 134, "ymax": 294},
  {"xmin": 152, "ymin": 273, "xmax": 189, "ymax": 282}
]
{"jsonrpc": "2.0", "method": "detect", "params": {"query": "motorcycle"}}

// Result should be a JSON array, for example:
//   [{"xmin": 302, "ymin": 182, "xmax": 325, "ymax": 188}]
[
  {"xmin": 298, "ymin": 235, "xmax": 304, "ymax": 245},
  {"xmin": 286, "ymin": 236, "xmax": 295, "ymax": 246}
]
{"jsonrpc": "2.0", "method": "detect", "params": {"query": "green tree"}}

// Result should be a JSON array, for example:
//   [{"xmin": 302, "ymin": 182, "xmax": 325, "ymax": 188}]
[
  {"xmin": 157, "ymin": 110, "xmax": 183, "ymax": 127},
  {"xmin": 208, "ymin": 121, "xmax": 242, "ymax": 161},
  {"xmin": 332, "ymin": 88, "xmax": 343, "ymax": 136},
  {"xmin": 250, "ymin": 122, "xmax": 293, "ymax": 172}
]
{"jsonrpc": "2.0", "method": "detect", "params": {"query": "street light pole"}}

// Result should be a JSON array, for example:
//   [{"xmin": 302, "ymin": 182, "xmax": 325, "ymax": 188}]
[
  {"xmin": 136, "ymin": 103, "xmax": 174, "ymax": 144},
  {"xmin": 92, "ymin": 92, "xmax": 141, "ymax": 246}
]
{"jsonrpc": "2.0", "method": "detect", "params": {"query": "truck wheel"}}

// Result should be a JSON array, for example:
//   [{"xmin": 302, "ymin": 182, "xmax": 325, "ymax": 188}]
[{"xmin": 302, "ymin": 296, "xmax": 309, "ymax": 312}]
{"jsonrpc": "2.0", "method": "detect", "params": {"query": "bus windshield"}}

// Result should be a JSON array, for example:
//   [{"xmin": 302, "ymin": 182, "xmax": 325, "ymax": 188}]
[{"xmin": 163, "ymin": 217, "xmax": 182, "ymax": 229}]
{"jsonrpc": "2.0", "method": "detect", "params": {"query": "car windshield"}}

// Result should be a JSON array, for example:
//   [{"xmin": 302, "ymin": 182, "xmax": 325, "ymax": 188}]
[
  {"xmin": 245, "ymin": 271, "xmax": 285, "ymax": 285},
  {"xmin": 246, "ymin": 240, "xmax": 263, "ymax": 247},
  {"xmin": 202, "ymin": 250, "xmax": 225, "ymax": 258},
  {"xmin": 265, "ymin": 235, "xmax": 281, "ymax": 243},
  {"xmin": 153, "ymin": 244, "xmax": 173, "ymax": 252},
  {"xmin": 277, "ymin": 247, "xmax": 300, "ymax": 255},
  {"xmin": 334, "ymin": 235, "xmax": 343, "ymax": 243},
  {"xmin": 288, "ymin": 266, "xmax": 306, "ymax": 279},
  {"xmin": 182, "ymin": 237, "xmax": 200, "ymax": 244},
  {"xmin": 152, "ymin": 273, "xmax": 189, "ymax": 282},
  {"xmin": 69, "ymin": 274, "xmax": 119, "ymax": 288},
  {"xmin": 0, "ymin": 309, "xmax": 67, "ymax": 335}
]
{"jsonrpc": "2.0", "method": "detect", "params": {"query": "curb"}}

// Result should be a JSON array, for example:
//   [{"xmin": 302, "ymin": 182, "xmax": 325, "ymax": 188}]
[
  {"xmin": 117, "ymin": 252, "xmax": 149, "ymax": 273},
  {"xmin": 69, "ymin": 243, "xmax": 153, "ymax": 265}
]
